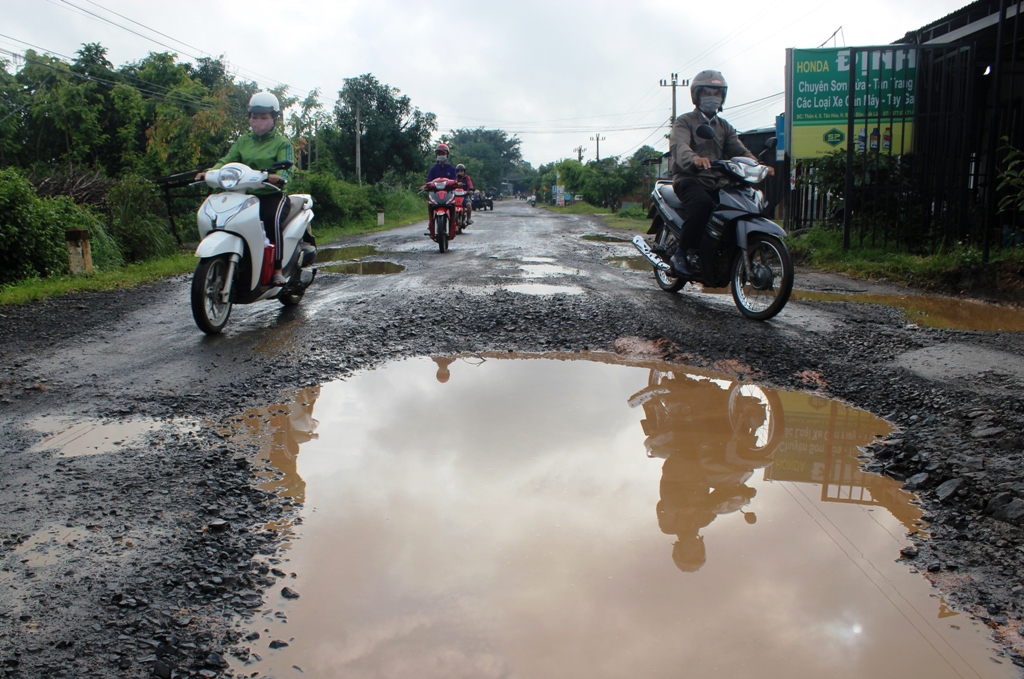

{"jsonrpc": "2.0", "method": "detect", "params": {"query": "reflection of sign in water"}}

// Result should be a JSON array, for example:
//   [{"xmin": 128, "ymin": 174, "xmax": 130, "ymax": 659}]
[{"xmin": 787, "ymin": 47, "xmax": 917, "ymax": 158}]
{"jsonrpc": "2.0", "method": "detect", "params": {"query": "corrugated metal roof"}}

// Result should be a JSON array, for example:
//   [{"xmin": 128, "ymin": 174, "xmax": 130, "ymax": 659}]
[{"xmin": 893, "ymin": 0, "xmax": 1005, "ymax": 44}]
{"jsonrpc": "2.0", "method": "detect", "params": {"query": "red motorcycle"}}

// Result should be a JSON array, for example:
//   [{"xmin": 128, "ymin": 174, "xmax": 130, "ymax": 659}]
[
  {"xmin": 453, "ymin": 186, "xmax": 470, "ymax": 233},
  {"xmin": 424, "ymin": 177, "xmax": 459, "ymax": 253}
]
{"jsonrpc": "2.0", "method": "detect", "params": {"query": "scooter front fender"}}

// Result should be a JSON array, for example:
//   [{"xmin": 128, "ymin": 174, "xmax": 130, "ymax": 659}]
[
  {"xmin": 195, "ymin": 230, "xmax": 244, "ymax": 259},
  {"xmin": 735, "ymin": 217, "xmax": 787, "ymax": 250}
]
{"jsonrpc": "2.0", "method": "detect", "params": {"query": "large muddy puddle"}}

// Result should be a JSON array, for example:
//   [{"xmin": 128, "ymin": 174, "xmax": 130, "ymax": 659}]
[
  {"xmin": 228, "ymin": 356, "xmax": 1015, "ymax": 678},
  {"xmin": 792, "ymin": 290, "xmax": 1024, "ymax": 331}
]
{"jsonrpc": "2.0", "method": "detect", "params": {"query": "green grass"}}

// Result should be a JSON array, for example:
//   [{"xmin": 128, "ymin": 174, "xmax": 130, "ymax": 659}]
[
  {"xmin": 787, "ymin": 226, "xmax": 1023, "ymax": 288},
  {"xmin": 1, "ymin": 253, "xmax": 195, "ymax": 306},
  {"xmin": 315, "ymin": 205, "xmax": 425, "ymax": 245},
  {"xmin": 544, "ymin": 203, "xmax": 611, "ymax": 215}
]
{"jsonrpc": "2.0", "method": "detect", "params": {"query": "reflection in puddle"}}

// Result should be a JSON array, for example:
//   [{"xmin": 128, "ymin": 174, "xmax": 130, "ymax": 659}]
[
  {"xmin": 502, "ymin": 283, "xmax": 585, "ymax": 295},
  {"xmin": 28, "ymin": 416, "xmax": 197, "ymax": 457},
  {"xmin": 519, "ymin": 263, "xmax": 579, "ymax": 278},
  {"xmin": 792, "ymin": 290, "xmax": 1024, "ymax": 331},
  {"xmin": 316, "ymin": 245, "xmax": 382, "ymax": 262},
  {"xmin": 232, "ymin": 357, "xmax": 1013, "ymax": 679},
  {"xmin": 319, "ymin": 261, "xmax": 405, "ymax": 275},
  {"xmin": 605, "ymin": 255, "xmax": 653, "ymax": 271},
  {"xmin": 583, "ymin": 234, "xmax": 628, "ymax": 242},
  {"xmin": 222, "ymin": 386, "xmax": 321, "ymax": 503}
]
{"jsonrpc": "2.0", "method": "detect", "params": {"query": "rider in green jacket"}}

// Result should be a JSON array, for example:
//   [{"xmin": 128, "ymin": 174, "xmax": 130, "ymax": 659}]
[{"xmin": 197, "ymin": 92, "xmax": 295, "ymax": 285}]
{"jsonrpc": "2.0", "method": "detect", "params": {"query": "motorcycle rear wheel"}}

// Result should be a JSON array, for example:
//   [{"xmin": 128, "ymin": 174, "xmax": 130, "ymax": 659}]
[
  {"xmin": 191, "ymin": 256, "xmax": 232, "ymax": 334},
  {"xmin": 731, "ymin": 234, "xmax": 793, "ymax": 321},
  {"xmin": 437, "ymin": 215, "xmax": 449, "ymax": 253},
  {"xmin": 652, "ymin": 222, "xmax": 685, "ymax": 292}
]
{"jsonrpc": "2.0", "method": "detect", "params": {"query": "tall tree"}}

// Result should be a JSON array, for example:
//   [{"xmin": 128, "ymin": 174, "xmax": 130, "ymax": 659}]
[
  {"xmin": 443, "ymin": 128, "xmax": 522, "ymax": 192},
  {"xmin": 329, "ymin": 74, "xmax": 436, "ymax": 183}
]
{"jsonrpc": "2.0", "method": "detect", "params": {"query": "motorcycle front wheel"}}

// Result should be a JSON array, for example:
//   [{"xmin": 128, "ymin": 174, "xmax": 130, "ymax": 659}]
[
  {"xmin": 731, "ymin": 234, "xmax": 793, "ymax": 321},
  {"xmin": 191, "ymin": 256, "xmax": 233, "ymax": 334},
  {"xmin": 436, "ymin": 214, "xmax": 449, "ymax": 253},
  {"xmin": 652, "ymin": 222, "xmax": 685, "ymax": 292}
]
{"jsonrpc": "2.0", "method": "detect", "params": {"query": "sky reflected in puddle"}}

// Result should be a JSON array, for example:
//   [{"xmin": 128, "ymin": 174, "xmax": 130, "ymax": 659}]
[
  {"xmin": 231, "ymin": 357, "xmax": 1014, "ymax": 679},
  {"xmin": 792, "ymin": 290, "xmax": 1024, "ymax": 331},
  {"xmin": 501, "ymin": 283, "xmax": 585, "ymax": 296},
  {"xmin": 519, "ymin": 263, "xmax": 581, "ymax": 278},
  {"xmin": 28, "ymin": 416, "xmax": 197, "ymax": 457}
]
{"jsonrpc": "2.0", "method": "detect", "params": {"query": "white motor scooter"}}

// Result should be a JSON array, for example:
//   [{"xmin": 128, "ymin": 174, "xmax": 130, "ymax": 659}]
[{"xmin": 191, "ymin": 161, "xmax": 316, "ymax": 334}]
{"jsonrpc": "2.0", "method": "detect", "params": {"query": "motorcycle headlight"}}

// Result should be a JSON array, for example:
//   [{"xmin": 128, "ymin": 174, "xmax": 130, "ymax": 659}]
[
  {"xmin": 218, "ymin": 166, "xmax": 244, "ymax": 190},
  {"xmin": 742, "ymin": 164, "xmax": 770, "ymax": 183}
]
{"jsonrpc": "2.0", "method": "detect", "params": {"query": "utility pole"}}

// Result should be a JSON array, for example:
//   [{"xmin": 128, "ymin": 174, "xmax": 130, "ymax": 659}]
[
  {"xmin": 355, "ymin": 103, "xmax": 362, "ymax": 186},
  {"xmin": 590, "ymin": 134, "xmax": 606, "ymax": 161},
  {"xmin": 573, "ymin": 145, "xmax": 586, "ymax": 162},
  {"xmin": 659, "ymin": 73, "xmax": 689, "ymax": 122}
]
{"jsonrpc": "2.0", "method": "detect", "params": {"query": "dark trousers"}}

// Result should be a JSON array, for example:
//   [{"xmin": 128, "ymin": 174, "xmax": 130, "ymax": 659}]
[
  {"xmin": 671, "ymin": 177, "xmax": 716, "ymax": 255},
  {"xmin": 258, "ymin": 194, "xmax": 291, "ymax": 267}
]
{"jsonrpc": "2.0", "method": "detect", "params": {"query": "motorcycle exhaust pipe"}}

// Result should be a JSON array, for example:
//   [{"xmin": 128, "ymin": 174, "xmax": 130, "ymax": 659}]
[{"xmin": 632, "ymin": 235, "xmax": 671, "ymax": 271}]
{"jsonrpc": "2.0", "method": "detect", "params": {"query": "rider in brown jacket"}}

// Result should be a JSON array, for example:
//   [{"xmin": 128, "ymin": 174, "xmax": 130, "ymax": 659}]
[{"xmin": 668, "ymin": 70, "xmax": 769, "ymax": 277}]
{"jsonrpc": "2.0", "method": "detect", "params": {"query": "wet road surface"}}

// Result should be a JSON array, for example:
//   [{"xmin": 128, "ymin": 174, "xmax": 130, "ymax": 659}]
[{"xmin": 2, "ymin": 199, "xmax": 1024, "ymax": 677}]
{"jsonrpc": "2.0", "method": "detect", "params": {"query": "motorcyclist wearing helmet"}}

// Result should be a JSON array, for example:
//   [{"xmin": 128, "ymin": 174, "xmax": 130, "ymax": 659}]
[
  {"xmin": 668, "ymin": 70, "xmax": 770, "ymax": 277},
  {"xmin": 426, "ymin": 143, "xmax": 457, "ymax": 181},
  {"xmin": 196, "ymin": 92, "xmax": 295, "ymax": 286},
  {"xmin": 455, "ymin": 164, "xmax": 475, "ymax": 224},
  {"xmin": 423, "ymin": 143, "xmax": 459, "ymax": 237}
]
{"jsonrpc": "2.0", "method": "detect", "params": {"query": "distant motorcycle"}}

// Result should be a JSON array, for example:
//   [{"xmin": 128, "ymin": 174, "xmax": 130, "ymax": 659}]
[
  {"xmin": 423, "ymin": 177, "xmax": 460, "ymax": 253},
  {"xmin": 454, "ymin": 186, "xmax": 470, "ymax": 233},
  {"xmin": 191, "ymin": 161, "xmax": 316, "ymax": 334},
  {"xmin": 633, "ymin": 125, "xmax": 792, "ymax": 321}
]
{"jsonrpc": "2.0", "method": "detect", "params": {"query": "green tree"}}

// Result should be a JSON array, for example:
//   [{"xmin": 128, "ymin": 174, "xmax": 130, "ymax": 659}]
[
  {"xmin": 329, "ymin": 74, "xmax": 437, "ymax": 183},
  {"xmin": 444, "ymin": 128, "xmax": 523, "ymax": 192}
]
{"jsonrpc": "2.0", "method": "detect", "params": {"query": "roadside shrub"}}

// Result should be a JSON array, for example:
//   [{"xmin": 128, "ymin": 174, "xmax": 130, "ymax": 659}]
[
  {"xmin": 0, "ymin": 168, "xmax": 126, "ymax": 285},
  {"xmin": 617, "ymin": 206, "xmax": 647, "ymax": 220},
  {"xmin": 289, "ymin": 172, "xmax": 384, "ymax": 227},
  {"xmin": 106, "ymin": 174, "xmax": 176, "ymax": 262}
]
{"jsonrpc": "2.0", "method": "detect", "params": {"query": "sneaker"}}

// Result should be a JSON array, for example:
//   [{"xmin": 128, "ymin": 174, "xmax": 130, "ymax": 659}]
[
  {"xmin": 271, "ymin": 273, "xmax": 287, "ymax": 286},
  {"xmin": 467, "ymin": 219, "xmax": 474, "ymax": 225}
]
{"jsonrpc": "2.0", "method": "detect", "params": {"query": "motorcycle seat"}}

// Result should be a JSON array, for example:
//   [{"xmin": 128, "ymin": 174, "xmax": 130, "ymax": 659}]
[{"xmin": 657, "ymin": 184, "xmax": 684, "ymax": 210}]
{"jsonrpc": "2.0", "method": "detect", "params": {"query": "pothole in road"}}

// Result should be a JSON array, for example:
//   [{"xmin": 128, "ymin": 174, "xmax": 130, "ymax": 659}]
[
  {"xmin": 227, "ymin": 356, "xmax": 1012, "ymax": 679},
  {"xmin": 319, "ymin": 261, "xmax": 405, "ymax": 275},
  {"xmin": 605, "ymin": 255, "xmax": 653, "ymax": 270},
  {"xmin": 502, "ymin": 283, "xmax": 585, "ymax": 295},
  {"xmin": 519, "ymin": 263, "xmax": 581, "ymax": 278},
  {"xmin": 28, "ymin": 416, "xmax": 198, "ymax": 457},
  {"xmin": 583, "ymin": 234, "xmax": 629, "ymax": 242},
  {"xmin": 316, "ymin": 245, "xmax": 384, "ymax": 262},
  {"xmin": 792, "ymin": 290, "xmax": 1024, "ymax": 331}
]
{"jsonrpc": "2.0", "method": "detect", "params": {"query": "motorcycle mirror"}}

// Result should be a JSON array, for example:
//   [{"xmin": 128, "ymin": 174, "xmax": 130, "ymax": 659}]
[
  {"xmin": 695, "ymin": 124, "xmax": 716, "ymax": 140},
  {"xmin": 764, "ymin": 137, "xmax": 778, "ymax": 150},
  {"xmin": 271, "ymin": 161, "xmax": 294, "ymax": 171}
]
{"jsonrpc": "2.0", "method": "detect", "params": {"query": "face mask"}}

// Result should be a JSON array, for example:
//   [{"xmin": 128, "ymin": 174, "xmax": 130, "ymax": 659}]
[
  {"xmin": 250, "ymin": 117, "xmax": 275, "ymax": 136},
  {"xmin": 699, "ymin": 96, "xmax": 723, "ymax": 116},
  {"xmin": 436, "ymin": 155, "xmax": 448, "ymax": 164}
]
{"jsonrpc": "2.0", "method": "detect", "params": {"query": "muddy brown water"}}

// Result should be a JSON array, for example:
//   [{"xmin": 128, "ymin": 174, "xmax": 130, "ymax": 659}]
[
  {"xmin": 225, "ymin": 356, "xmax": 1014, "ymax": 679},
  {"xmin": 319, "ymin": 261, "xmax": 405, "ymax": 275},
  {"xmin": 792, "ymin": 290, "xmax": 1024, "ymax": 332},
  {"xmin": 316, "ymin": 245, "xmax": 383, "ymax": 262}
]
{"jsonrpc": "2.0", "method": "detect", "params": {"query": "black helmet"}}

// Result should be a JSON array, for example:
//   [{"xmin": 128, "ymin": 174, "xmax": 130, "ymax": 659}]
[
  {"xmin": 690, "ymin": 70, "xmax": 728, "ymax": 109},
  {"xmin": 456, "ymin": 164, "xmax": 466, "ymax": 171}
]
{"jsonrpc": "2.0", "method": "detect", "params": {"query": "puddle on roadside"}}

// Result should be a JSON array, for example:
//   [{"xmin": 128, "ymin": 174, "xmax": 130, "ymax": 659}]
[
  {"xmin": 28, "ymin": 416, "xmax": 198, "ymax": 457},
  {"xmin": 521, "ymin": 256, "xmax": 556, "ymax": 263},
  {"xmin": 229, "ymin": 356, "xmax": 1014, "ymax": 679},
  {"xmin": 319, "ymin": 261, "xmax": 405, "ymax": 275},
  {"xmin": 792, "ymin": 290, "xmax": 1024, "ymax": 331},
  {"xmin": 316, "ymin": 245, "xmax": 383, "ymax": 263},
  {"xmin": 583, "ymin": 234, "xmax": 629, "ymax": 242},
  {"xmin": 502, "ymin": 283, "xmax": 585, "ymax": 295},
  {"xmin": 0, "ymin": 525, "xmax": 111, "ymax": 612}
]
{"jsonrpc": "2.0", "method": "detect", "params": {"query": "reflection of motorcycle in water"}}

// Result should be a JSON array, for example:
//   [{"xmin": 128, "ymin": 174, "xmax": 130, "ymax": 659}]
[{"xmin": 628, "ymin": 369, "xmax": 785, "ymax": 572}]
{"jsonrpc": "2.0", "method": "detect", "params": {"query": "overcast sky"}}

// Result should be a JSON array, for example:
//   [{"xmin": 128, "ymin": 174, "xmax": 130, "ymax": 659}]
[{"xmin": 2, "ymin": 0, "xmax": 969, "ymax": 167}]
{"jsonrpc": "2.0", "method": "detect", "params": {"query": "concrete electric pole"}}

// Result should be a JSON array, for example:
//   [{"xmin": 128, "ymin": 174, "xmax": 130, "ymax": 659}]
[
  {"xmin": 590, "ymin": 135, "xmax": 606, "ymax": 161},
  {"xmin": 355, "ymin": 102, "xmax": 362, "ymax": 186},
  {"xmin": 573, "ymin": 145, "xmax": 586, "ymax": 162},
  {"xmin": 659, "ymin": 73, "xmax": 689, "ymax": 123}
]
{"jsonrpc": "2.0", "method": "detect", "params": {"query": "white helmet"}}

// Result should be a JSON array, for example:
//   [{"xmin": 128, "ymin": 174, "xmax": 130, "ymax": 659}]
[{"xmin": 248, "ymin": 92, "xmax": 281, "ymax": 118}]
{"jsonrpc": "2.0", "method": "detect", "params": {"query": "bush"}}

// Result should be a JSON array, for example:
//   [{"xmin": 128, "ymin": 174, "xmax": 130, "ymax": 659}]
[
  {"xmin": 289, "ymin": 171, "xmax": 405, "ymax": 227},
  {"xmin": 106, "ymin": 174, "xmax": 176, "ymax": 262},
  {"xmin": 617, "ymin": 206, "xmax": 647, "ymax": 219},
  {"xmin": 0, "ymin": 168, "xmax": 126, "ymax": 286}
]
